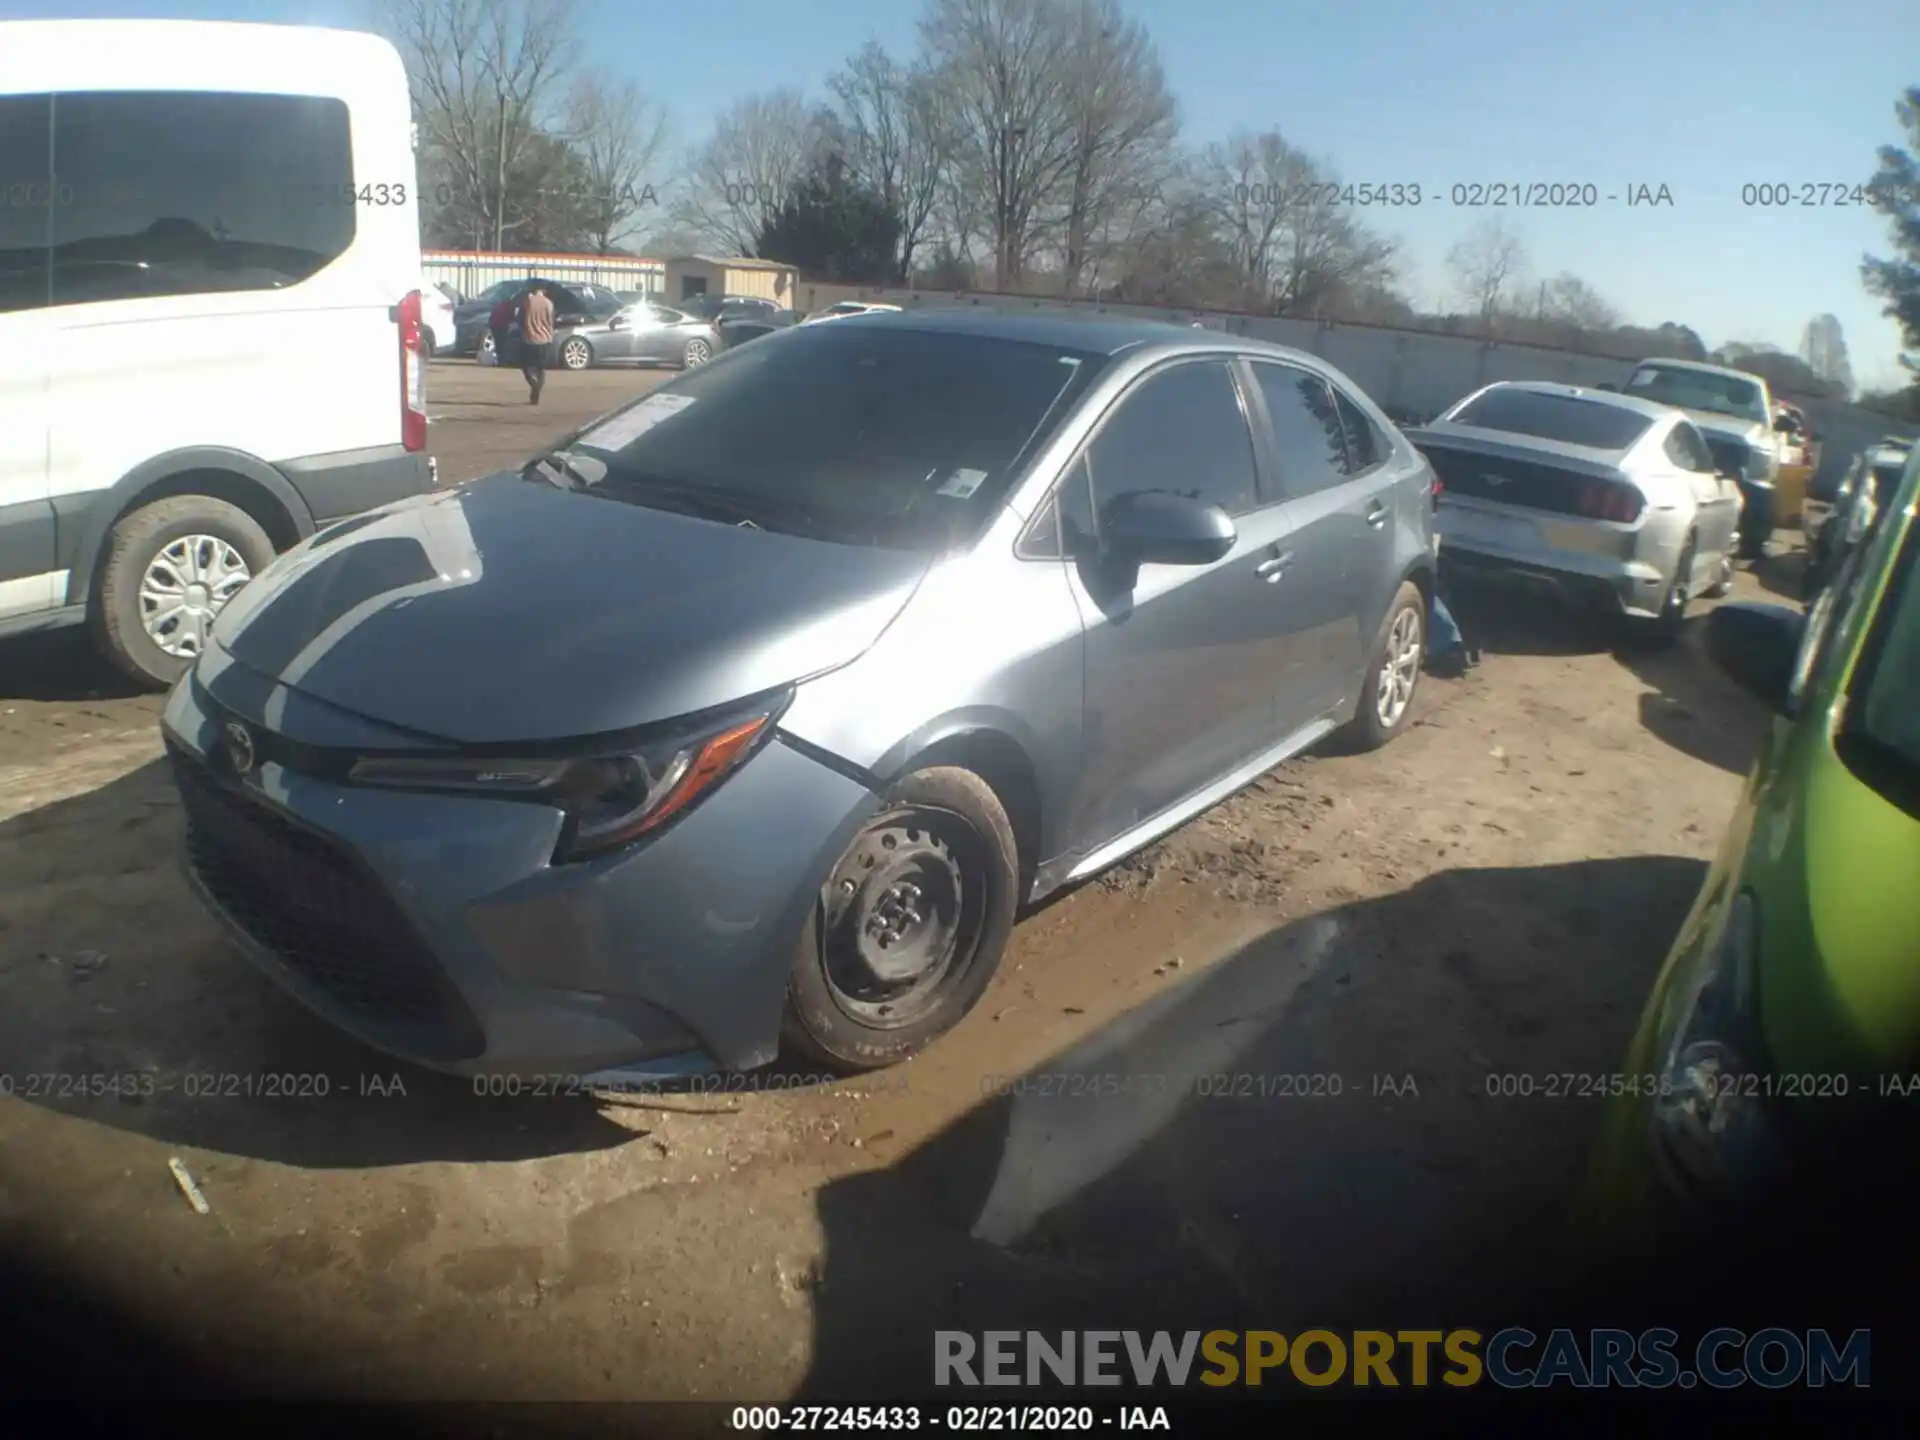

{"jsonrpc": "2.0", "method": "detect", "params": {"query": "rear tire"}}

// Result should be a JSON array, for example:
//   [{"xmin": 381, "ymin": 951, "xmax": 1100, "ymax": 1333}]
[
  {"xmin": 781, "ymin": 766, "xmax": 1019, "ymax": 1073},
  {"xmin": 1626, "ymin": 536, "xmax": 1695, "ymax": 650},
  {"xmin": 93, "ymin": 494, "xmax": 276, "ymax": 691},
  {"xmin": 1339, "ymin": 581, "xmax": 1425, "ymax": 753}
]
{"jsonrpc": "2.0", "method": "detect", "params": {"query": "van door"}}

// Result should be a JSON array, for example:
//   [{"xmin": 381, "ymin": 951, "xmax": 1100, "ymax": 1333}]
[{"xmin": 0, "ymin": 93, "xmax": 57, "ymax": 622}]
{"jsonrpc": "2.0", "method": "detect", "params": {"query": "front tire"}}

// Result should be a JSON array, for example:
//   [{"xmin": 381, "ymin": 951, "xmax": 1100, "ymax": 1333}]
[
  {"xmin": 682, "ymin": 337, "xmax": 714, "ymax": 368},
  {"xmin": 560, "ymin": 337, "xmax": 593, "ymax": 370},
  {"xmin": 93, "ymin": 494, "xmax": 275, "ymax": 690},
  {"xmin": 781, "ymin": 766, "xmax": 1019, "ymax": 1073},
  {"xmin": 1339, "ymin": 581, "xmax": 1425, "ymax": 753}
]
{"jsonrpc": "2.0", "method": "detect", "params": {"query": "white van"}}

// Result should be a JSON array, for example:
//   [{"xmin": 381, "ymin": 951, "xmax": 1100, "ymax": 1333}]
[{"xmin": 0, "ymin": 19, "xmax": 434, "ymax": 687}]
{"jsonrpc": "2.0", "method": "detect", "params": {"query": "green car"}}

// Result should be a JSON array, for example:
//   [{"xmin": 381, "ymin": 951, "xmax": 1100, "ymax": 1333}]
[{"xmin": 1589, "ymin": 440, "xmax": 1920, "ymax": 1237}]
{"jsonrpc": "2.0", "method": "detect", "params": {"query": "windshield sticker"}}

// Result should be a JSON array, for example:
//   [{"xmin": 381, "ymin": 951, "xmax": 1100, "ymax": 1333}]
[
  {"xmin": 937, "ymin": 468, "xmax": 989, "ymax": 499},
  {"xmin": 579, "ymin": 392, "xmax": 697, "ymax": 451}
]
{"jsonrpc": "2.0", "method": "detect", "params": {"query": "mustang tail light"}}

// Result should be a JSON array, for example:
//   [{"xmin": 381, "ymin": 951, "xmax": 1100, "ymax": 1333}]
[{"xmin": 1577, "ymin": 479, "xmax": 1643, "ymax": 524}]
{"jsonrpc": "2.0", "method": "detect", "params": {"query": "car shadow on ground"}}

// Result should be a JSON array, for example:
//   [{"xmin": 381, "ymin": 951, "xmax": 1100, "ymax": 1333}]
[
  {"xmin": 1615, "ymin": 618, "xmax": 1772, "ymax": 776},
  {"xmin": 0, "ymin": 759, "xmax": 634, "ymax": 1166},
  {"xmin": 1750, "ymin": 548, "xmax": 1806, "ymax": 603},
  {"xmin": 795, "ymin": 854, "xmax": 1705, "ymax": 1402},
  {"xmin": 0, "ymin": 629, "xmax": 151, "ymax": 704},
  {"xmin": 1442, "ymin": 575, "xmax": 1616, "ymax": 658}
]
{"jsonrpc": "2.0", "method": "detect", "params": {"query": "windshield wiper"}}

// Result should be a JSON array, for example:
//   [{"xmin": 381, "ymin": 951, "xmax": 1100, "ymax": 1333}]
[{"xmin": 522, "ymin": 448, "xmax": 607, "ymax": 491}]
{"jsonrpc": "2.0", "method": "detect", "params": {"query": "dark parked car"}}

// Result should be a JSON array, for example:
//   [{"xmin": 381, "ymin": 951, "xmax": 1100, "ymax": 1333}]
[
  {"xmin": 451, "ymin": 279, "xmax": 625, "ymax": 361},
  {"xmin": 1806, "ymin": 438, "xmax": 1914, "ymax": 598},
  {"xmin": 669, "ymin": 293, "xmax": 799, "ymax": 348},
  {"xmin": 161, "ymin": 311, "xmax": 1437, "ymax": 1082}
]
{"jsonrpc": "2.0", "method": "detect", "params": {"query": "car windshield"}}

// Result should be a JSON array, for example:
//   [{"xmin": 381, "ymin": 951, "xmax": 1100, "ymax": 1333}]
[
  {"xmin": 1448, "ymin": 388, "xmax": 1654, "ymax": 450},
  {"xmin": 1622, "ymin": 365, "xmax": 1769, "ymax": 424},
  {"xmin": 1840, "ymin": 455, "xmax": 1920, "ymax": 816},
  {"xmin": 563, "ymin": 326, "xmax": 1102, "ymax": 550}
]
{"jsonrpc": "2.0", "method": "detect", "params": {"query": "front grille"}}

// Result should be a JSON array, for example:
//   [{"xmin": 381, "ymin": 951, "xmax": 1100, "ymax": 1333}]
[
  {"xmin": 1420, "ymin": 444, "xmax": 1598, "ymax": 518},
  {"xmin": 168, "ymin": 743, "xmax": 484, "ymax": 1060}
]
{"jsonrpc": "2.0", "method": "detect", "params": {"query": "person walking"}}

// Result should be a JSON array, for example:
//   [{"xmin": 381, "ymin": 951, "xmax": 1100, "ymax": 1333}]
[
  {"xmin": 487, "ymin": 292, "xmax": 515, "ymax": 368},
  {"xmin": 519, "ymin": 283, "xmax": 556, "ymax": 404}
]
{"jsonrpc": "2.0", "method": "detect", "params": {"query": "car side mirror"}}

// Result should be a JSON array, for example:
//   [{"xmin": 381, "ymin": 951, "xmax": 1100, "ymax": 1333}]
[
  {"xmin": 1705, "ymin": 603, "xmax": 1805, "ymax": 713},
  {"xmin": 608, "ymin": 315, "xmax": 626, "ymax": 330},
  {"xmin": 1774, "ymin": 416, "xmax": 1795, "ymax": 433},
  {"xmin": 1100, "ymin": 490, "xmax": 1236, "ymax": 567}
]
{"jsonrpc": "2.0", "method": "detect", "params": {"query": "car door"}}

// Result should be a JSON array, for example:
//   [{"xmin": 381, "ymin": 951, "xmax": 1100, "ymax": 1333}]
[
  {"xmin": 0, "ymin": 94, "xmax": 57, "ymax": 622},
  {"xmin": 1667, "ymin": 420, "xmax": 1740, "ymax": 574},
  {"xmin": 1242, "ymin": 360, "xmax": 1379, "ymax": 728},
  {"xmin": 632, "ymin": 305, "xmax": 682, "ymax": 362},
  {"xmin": 1057, "ymin": 357, "xmax": 1308, "ymax": 855}
]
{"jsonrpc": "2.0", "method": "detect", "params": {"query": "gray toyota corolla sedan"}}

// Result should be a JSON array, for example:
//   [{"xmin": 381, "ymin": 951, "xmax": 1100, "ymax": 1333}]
[{"xmin": 161, "ymin": 311, "xmax": 1436, "ymax": 1078}]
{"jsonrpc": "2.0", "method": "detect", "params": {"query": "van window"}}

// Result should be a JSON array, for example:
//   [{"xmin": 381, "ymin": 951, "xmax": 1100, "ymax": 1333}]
[
  {"xmin": 47, "ymin": 91, "xmax": 356, "ymax": 307},
  {"xmin": 0, "ymin": 95, "xmax": 53, "ymax": 313}
]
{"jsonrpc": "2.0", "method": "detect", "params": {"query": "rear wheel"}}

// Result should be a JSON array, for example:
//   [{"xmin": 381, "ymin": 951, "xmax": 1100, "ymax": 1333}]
[
  {"xmin": 781, "ymin": 766, "xmax": 1019, "ymax": 1072},
  {"xmin": 1339, "ymin": 581, "xmax": 1425, "ymax": 752},
  {"xmin": 1628, "ymin": 536, "xmax": 1695, "ymax": 649},
  {"xmin": 93, "ymin": 494, "xmax": 275, "ymax": 690}
]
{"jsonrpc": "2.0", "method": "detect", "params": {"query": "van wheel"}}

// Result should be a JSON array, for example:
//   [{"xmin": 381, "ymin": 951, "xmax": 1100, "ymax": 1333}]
[
  {"xmin": 781, "ymin": 766, "xmax": 1019, "ymax": 1073},
  {"xmin": 93, "ymin": 495, "xmax": 275, "ymax": 691},
  {"xmin": 1339, "ymin": 581, "xmax": 1425, "ymax": 752}
]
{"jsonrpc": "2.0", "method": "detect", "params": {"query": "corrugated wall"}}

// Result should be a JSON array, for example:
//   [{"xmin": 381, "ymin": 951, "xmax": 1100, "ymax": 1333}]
[{"xmin": 424, "ymin": 251, "xmax": 666, "ymax": 298}]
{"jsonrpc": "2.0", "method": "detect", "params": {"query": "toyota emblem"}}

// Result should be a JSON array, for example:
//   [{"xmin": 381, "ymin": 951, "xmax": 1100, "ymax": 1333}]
[{"xmin": 223, "ymin": 720, "xmax": 257, "ymax": 775}]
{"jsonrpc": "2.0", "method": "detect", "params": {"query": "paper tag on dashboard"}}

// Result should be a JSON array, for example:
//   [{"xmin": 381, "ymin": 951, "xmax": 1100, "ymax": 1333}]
[
  {"xmin": 579, "ymin": 392, "xmax": 698, "ymax": 451},
  {"xmin": 937, "ymin": 468, "xmax": 989, "ymax": 498}
]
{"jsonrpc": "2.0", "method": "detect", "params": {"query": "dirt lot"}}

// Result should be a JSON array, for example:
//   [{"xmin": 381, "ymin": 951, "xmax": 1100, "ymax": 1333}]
[{"xmin": 0, "ymin": 359, "xmax": 1794, "ymax": 1403}]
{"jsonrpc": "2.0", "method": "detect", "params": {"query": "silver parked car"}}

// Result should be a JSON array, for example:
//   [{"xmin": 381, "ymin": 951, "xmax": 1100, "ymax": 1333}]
[
  {"xmin": 554, "ymin": 301, "xmax": 721, "ymax": 371},
  {"xmin": 1413, "ymin": 381, "xmax": 1741, "ymax": 640},
  {"xmin": 160, "ymin": 312, "xmax": 1436, "ymax": 1079}
]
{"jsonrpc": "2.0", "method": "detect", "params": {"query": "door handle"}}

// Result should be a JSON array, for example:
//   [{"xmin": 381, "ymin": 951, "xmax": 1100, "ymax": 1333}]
[
  {"xmin": 1255, "ymin": 551, "xmax": 1291, "ymax": 583},
  {"xmin": 1364, "ymin": 500, "xmax": 1390, "ymax": 528}
]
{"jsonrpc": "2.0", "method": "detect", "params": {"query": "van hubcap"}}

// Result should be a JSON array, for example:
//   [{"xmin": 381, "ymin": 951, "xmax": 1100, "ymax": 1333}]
[{"xmin": 140, "ymin": 535, "xmax": 251, "ymax": 658}]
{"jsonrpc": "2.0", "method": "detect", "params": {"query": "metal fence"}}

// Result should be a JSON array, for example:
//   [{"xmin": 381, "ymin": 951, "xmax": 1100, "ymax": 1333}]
[
  {"xmin": 424, "ymin": 250, "xmax": 666, "ymax": 299},
  {"xmin": 795, "ymin": 280, "xmax": 1917, "ymax": 493}
]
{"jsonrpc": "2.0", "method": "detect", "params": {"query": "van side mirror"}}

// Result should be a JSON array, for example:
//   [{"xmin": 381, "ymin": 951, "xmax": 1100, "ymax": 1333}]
[
  {"xmin": 1100, "ymin": 490, "xmax": 1237, "ymax": 567},
  {"xmin": 1705, "ymin": 603, "xmax": 1805, "ymax": 713}
]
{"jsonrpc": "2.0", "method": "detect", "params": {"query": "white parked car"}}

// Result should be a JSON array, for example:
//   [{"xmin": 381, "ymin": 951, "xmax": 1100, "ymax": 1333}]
[
  {"xmin": 419, "ymin": 280, "xmax": 458, "ymax": 354},
  {"xmin": 0, "ymin": 18, "xmax": 436, "ymax": 687},
  {"xmin": 802, "ymin": 300, "xmax": 904, "ymax": 324}
]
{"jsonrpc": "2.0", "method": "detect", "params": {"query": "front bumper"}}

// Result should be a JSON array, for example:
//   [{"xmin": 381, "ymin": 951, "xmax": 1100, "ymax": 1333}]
[
  {"xmin": 1435, "ymin": 504, "xmax": 1677, "ymax": 618},
  {"xmin": 161, "ymin": 677, "xmax": 880, "ymax": 1077}
]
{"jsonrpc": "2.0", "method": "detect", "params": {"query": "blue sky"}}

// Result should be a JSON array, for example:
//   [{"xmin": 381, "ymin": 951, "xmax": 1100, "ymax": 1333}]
[{"xmin": 12, "ymin": 0, "xmax": 1919, "ymax": 389}]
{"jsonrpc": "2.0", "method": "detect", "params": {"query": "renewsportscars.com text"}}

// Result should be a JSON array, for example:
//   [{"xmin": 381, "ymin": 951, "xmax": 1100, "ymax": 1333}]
[{"xmin": 934, "ymin": 1328, "xmax": 1870, "ymax": 1389}]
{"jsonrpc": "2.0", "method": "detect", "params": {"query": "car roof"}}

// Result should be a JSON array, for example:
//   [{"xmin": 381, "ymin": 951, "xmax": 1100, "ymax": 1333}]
[
  {"xmin": 1462, "ymin": 379, "xmax": 1679, "ymax": 423},
  {"xmin": 824, "ymin": 306, "xmax": 1329, "ymax": 365},
  {"xmin": 1629, "ymin": 357, "xmax": 1763, "ymax": 384}
]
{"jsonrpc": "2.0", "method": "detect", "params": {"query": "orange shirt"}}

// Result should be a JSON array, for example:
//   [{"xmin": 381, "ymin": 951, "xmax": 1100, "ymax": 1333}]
[{"xmin": 521, "ymin": 291, "xmax": 555, "ymax": 344}]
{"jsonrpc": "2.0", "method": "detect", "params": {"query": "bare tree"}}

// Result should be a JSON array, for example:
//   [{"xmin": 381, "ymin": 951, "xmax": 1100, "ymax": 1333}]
[
  {"xmin": 828, "ymin": 44, "xmax": 951, "ymax": 281},
  {"xmin": 1193, "ymin": 131, "xmax": 1397, "ymax": 315},
  {"xmin": 1538, "ymin": 273, "xmax": 1620, "ymax": 331},
  {"xmin": 1799, "ymin": 313, "xmax": 1855, "ymax": 396},
  {"xmin": 1446, "ymin": 215, "xmax": 1529, "ymax": 333},
  {"xmin": 382, "ymin": 0, "xmax": 580, "ymax": 251},
  {"xmin": 564, "ymin": 74, "xmax": 670, "ymax": 254},
  {"xmin": 673, "ymin": 90, "xmax": 830, "ymax": 256},
  {"xmin": 921, "ymin": 0, "xmax": 1084, "ymax": 288},
  {"xmin": 1050, "ymin": 0, "xmax": 1178, "ymax": 295}
]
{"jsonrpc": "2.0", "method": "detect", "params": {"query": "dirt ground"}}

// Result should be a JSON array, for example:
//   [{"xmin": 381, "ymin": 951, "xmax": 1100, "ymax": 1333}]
[{"xmin": 0, "ymin": 359, "xmax": 1796, "ymax": 1405}]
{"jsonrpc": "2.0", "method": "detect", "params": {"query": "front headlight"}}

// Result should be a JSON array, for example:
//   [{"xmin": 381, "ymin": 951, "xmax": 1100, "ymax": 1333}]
[
  {"xmin": 1647, "ymin": 891, "xmax": 1786, "ymax": 1205},
  {"xmin": 349, "ymin": 698, "xmax": 786, "ymax": 862}
]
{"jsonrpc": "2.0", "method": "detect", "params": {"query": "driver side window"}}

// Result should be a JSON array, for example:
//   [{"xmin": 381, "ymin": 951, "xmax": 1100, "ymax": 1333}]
[{"xmin": 1085, "ymin": 361, "xmax": 1261, "ymax": 521}]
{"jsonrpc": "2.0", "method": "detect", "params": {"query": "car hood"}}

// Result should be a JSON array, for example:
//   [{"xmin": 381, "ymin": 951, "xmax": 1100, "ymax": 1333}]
[{"xmin": 204, "ymin": 474, "xmax": 931, "ymax": 744}]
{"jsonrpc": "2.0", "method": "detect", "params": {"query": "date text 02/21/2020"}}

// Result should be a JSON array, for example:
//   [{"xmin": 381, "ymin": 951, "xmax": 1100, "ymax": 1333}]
[
  {"xmin": 728, "ymin": 1405, "xmax": 1174, "ymax": 1432},
  {"xmin": 1220, "ymin": 182, "xmax": 1674, "ymax": 208}
]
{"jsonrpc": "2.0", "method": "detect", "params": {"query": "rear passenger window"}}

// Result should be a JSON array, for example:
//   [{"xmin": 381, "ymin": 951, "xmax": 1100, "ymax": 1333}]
[
  {"xmin": 0, "ymin": 95, "xmax": 53, "ymax": 313},
  {"xmin": 1664, "ymin": 423, "xmax": 1715, "ymax": 472},
  {"xmin": 1332, "ymin": 387, "xmax": 1387, "ymax": 473},
  {"xmin": 1086, "ymin": 361, "xmax": 1260, "ymax": 519},
  {"xmin": 1252, "ymin": 363, "xmax": 1348, "ymax": 498},
  {"xmin": 48, "ymin": 91, "xmax": 356, "ymax": 307}
]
